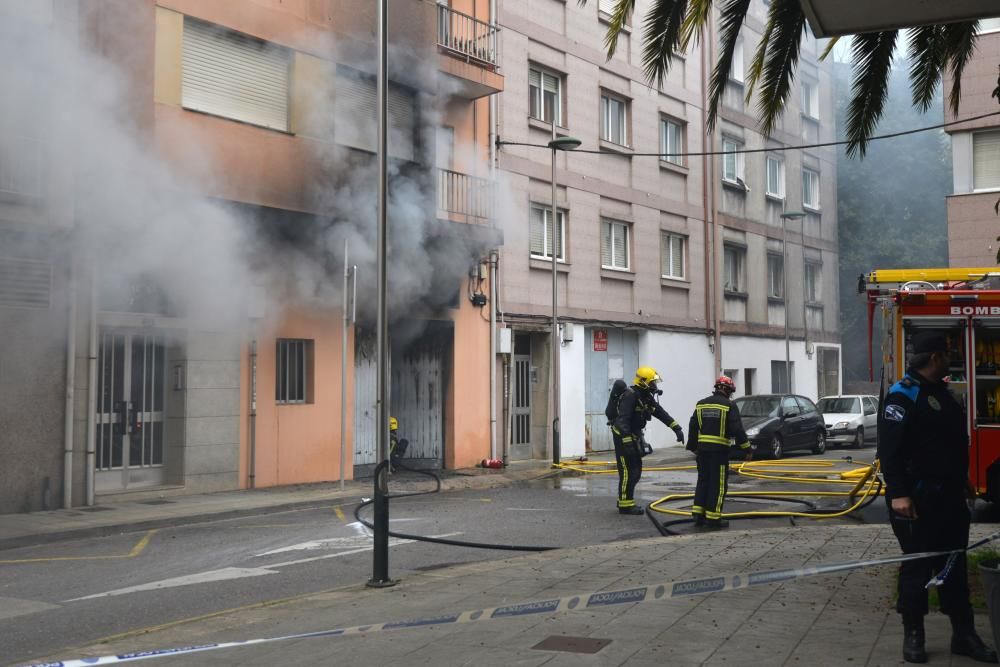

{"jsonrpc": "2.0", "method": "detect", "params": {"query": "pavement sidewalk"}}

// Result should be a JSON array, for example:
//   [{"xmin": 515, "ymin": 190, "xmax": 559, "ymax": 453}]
[
  {"xmin": 0, "ymin": 446, "xmax": 694, "ymax": 552},
  {"xmin": 22, "ymin": 524, "xmax": 999, "ymax": 667}
]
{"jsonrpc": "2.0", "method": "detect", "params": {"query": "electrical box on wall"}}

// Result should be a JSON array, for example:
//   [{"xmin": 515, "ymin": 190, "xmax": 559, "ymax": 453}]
[
  {"xmin": 562, "ymin": 322, "xmax": 574, "ymax": 343},
  {"xmin": 497, "ymin": 327, "xmax": 512, "ymax": 354}
]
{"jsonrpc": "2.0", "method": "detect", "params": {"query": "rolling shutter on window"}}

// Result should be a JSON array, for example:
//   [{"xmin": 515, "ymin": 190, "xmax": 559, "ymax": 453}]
[
  {"xmin": 0, "ymin": 256, "xmax": 50, "ymax": 308},
  {"xmin": 529, "ymin": 68, "xmax": 540, "ymax": 90},
  {"xmin": 530, "ymin": 207, "xmax": 545, "ymax": 256},
  {"xmin": 974, "ymin": 132, "xmax": 1000, "ymax": 190},
  {"xmin": 388, "ymin": 88, "xmax": 416, "ymax": 161},
  {"xmin": 335, "ymin": 70, "xmax": 415, "ymax": 159},
  {"xmin": 613, "ymin": 223, "xmax": 627, "ymax": 268},
  {"xmin": 182, "ymin": 18, "xmax": 289, "ymax": 131},
  {"xmin": 601, "ymin": 221, "xmax": 613, "ymax": 266},
  {"xmin": 599, "ymin": 0, "xmax": 616, "ymax": 14}
]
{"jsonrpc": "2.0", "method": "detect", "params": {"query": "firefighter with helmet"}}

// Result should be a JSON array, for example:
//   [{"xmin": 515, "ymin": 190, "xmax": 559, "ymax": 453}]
[
  {"xmin": 610, "ymin": 366, "xmax": 684, "ymax": 515},
  {"xmin": 689, "ymin": 375, "xmax": 750, "ymax": 529},
  {"xmin": 389, "ymin": 416, "xmax": 408, "ymax": 473}
]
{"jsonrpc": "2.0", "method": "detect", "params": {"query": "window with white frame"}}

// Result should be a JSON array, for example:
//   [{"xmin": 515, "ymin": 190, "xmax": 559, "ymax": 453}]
[
  {"xmin": 601, "ymin": 92, "xmax": 629, "ymax": 146},
  {"xmin": 801, "ymin": 80, "xmax": 819, "ymax": 119},
  {"xmin": 661, "ymin": 232, "xmax": 686, "ymax": 279},
  {"xmin": 805, "ymin": 261, "xmax": 822, "ymax": 302},
  {"xmin": 599, "ymin": 0, "xmax": 616, "ymax": 15},
  {"xmin": 730, "ymin": 36, "xmax": 745, "ymax": 83},
  {"xmin": 660, "ymin": 117, "xmax": 684, "ymax": 165},
  {"xmin": 529, "ymin": 66, "xmax": 563, "ymax": 125},
  {"xmin": 802, "ymin": 168, "xmax": 820, "ymax": 209},
  {"xmin": 766, "ymin": 156, "xmax": 785, "ymax": 198},
  {"xmin": 529, "ymin": 204, "xmax": 566, "ymax": 261},
  {"xmin": 767, "ymin": 253, "xmax": 784, "ymax": 299},
  {"xmin": 722, "ymin": 138, "xmax": 745, "ymax": 183},
  {"xmin": 601, "ymin": 219, "xmax": 630, "ymax": 271},
  {"xmin": 723, "ymin": 244, "xmax": 746, "ymax": 293},
  {"xmin": 182, "ymin": 17, "xmax": 290, "ymax": 131},
  {"xmin": 973, "ymin": 131, "xmax": 1000, "ymax": 191},
  {"xmin": 276, "ymin": 339, "xmax": 312, "ymax": 404},
  {"xmin": 978, "ymin": 17, "xmax": 1000, "ymax": 34}
]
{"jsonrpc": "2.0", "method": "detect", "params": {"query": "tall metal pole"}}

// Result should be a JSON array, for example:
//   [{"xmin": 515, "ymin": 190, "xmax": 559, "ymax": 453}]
[
  {"xmin": 340, "ymin": 240, "xmax": 351, "ymax": 491},
  {"xmin": 783, "ymin": 216, "xmax": 791, "ymax": 393},
  {"xmin": 550, "ymin": 122, "xmax": 561, "ymax": 465},
  {"xmin": 368, "ymin": 0, "xmax": 395, "ymax": 589}
]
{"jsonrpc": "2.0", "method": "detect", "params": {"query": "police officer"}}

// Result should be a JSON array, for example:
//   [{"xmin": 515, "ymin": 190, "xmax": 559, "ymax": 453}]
[
  {"xmin": 611, "ymin": 366, "xmax": 684, "ymax": 515},
  {"xmin": 879, "ymin": 332, "xmax": 997, "ymax": 664},
  {"xmin": 688, "ymin": 375, "xmax": 750, "ymax": 529}
]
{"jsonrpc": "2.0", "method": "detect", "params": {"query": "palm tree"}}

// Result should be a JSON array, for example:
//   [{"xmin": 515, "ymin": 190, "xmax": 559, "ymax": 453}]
[{"xmin": 591, "ymin": 0, "xmax": 984, "ymax": 157}]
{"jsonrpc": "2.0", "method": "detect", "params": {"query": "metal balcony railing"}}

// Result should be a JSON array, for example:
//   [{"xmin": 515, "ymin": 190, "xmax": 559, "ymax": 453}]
[
  {"xmin": 438, "ymin": 168, "xmax": 493, "ymax": 224},
  {"xmin": 437, "ymin": 4, "xmax": 500, "ymax": 69}
]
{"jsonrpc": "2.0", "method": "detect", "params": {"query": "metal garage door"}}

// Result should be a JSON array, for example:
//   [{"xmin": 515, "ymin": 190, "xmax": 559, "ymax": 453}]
[{"xmin": 585, "ymin": 328, "xmax": 638, "ymax": 452}]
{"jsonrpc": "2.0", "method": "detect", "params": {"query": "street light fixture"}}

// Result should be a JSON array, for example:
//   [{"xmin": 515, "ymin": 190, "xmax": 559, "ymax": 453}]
[
  {"xmin": 547, "ymin": 130, "xmax": 581, "ymax": 466},
  {"xmin": 780, "ymin": 211, "xmax": 806, "ymax": 395}
]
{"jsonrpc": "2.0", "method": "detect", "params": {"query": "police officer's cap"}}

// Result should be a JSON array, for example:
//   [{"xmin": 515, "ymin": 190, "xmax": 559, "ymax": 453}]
[{"xmin": 911, "ymin": 332, "xmax": 948, "ymax": 355}]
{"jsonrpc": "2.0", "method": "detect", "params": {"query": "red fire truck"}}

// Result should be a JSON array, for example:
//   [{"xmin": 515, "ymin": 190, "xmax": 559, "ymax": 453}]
[{"xmin": 865, "ymin": 267, "xmax": 1000, "ymax": 500}]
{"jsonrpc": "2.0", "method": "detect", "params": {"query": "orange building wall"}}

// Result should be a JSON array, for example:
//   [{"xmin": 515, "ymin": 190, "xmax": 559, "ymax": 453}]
[{"xmin": 247, "ymin": 309, "xmax": 354, "ymax": 488}]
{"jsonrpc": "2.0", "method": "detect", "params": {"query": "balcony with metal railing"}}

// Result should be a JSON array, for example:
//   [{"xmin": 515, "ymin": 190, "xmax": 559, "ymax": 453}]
[
  {"xmin": 436, "ymin": 4, "xmax": 503, "ymax": 99},
  {"xmin": 438, "ymin": 168, "xmax": 494, "ymax": 226}
]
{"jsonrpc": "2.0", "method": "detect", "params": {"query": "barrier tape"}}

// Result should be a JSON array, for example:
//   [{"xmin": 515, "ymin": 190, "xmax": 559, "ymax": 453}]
[{"xmin": 24, "ymin": 531, "xmax": 1000, "ymax": 667}]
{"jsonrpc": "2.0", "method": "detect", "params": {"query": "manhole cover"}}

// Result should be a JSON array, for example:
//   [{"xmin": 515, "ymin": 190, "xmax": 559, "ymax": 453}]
[
  {"xmin": 78, "ymin": 506, "xmax": 114, "ymax": 512},
  {"xmin": 532, "ymin": 636, "xmax": 611, "ymax": 654},
  {"xmin": 138, "ymin": 500, "xmax": 175, "ymax": 505}
]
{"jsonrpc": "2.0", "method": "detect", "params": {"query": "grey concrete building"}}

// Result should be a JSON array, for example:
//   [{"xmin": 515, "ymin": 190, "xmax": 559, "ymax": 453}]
[{"xmin": 493, "ymin": 0, "xmax": 842, "ymax": 461}]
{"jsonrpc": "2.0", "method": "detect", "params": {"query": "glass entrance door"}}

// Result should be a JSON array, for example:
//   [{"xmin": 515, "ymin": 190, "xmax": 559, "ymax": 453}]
[{"xmin": 95, "ymin": 330, "xmax": 166, "ymax": 492}]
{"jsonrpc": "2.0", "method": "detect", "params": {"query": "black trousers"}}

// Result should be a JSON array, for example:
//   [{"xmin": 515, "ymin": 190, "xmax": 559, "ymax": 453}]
[
  {"xmin": 693, "ymin": 447, "xmax": 730, "ymax": 521},
  {"xmin": 613, "ymin": 432, "xmax": 642, "ymax": 509},
  {"xmin": 888, "ymin": 491, "xmax": 972, "ymax": 621}
]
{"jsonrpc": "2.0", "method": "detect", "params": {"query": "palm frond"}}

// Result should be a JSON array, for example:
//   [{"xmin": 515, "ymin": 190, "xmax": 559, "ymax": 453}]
[
  {"xmin": 745, "ymin": 9, "xmax": 776, "ymax": 97},
  {"xmin": 942, "ymin": 21, "xmax": 979, "ymax": 115},
  {"xmin": 818, "ymin": 35, "xmax": 840, "ymax": 62},
  {"xmin": 705, "ymin": 0, "xmax": 751, "ymax": 131},
  {"xmin": 678, "ymin": 0, "xmax": 713, "ymax": 51},
  {"xmin": 908, "ymin": 26, "xmax": 945, "ymax": 111},
  {"xmin": 753, "ymin": 0, "xmax": 807, "ymax": 137},
  {"xmin": 639, "ymin": 0, "xmax": 690, "ymax": 89},
  {"xmin": 845, "ymin": 30, "xmax": 899, "ymax": 158},
  {"xmin": 603, "ymin": 0, "xmax": 638, "ymax": 59}
]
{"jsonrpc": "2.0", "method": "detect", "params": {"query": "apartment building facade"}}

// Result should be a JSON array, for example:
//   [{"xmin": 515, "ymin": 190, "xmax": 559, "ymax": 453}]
[
  {"xmin": 0, "ymin": 0, "xmax": 502, "ymax": 513},
  {"xmin": 494, "ymin": 0, "xmax": 841, "ymax": 460},
  {"xmin": 946, "ymin": 18, "xmax": 1000, "ymax": 266}
]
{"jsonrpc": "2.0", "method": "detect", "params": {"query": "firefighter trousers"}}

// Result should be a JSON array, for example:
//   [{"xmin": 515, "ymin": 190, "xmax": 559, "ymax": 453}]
[
  {"xmin": 888, "ymin": 491, "xmax": 973, "ymax": 622},
  {"xmin": 693, "ymin": 447, "xmax": 730, "ymax": 521},
  {"xmin": 612, "ymin": 431, "xmax": 643, "ymax": 509}
]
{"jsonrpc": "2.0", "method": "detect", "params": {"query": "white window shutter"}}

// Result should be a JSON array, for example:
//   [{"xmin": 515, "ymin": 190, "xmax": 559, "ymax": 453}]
[
  {"xmin": 529, "ymin": 68, "xmax": 540, "ymax": 89},
  {"xmin": 554, "ymin": 212, "xmax": 563, "ymax": 259},
  {"xmin": 388, "ymin": 87, "xmax": 416, "ymax": 161},
  {"xmin": 670, "ymin": 235, "xmax": 684, "ymax": 277},
  {"xmin": 530, "ymin": 207, "xmax": 545, "ymax": 256},
  {"xmin": 614, "ymin": 224, "xmax": 627, "ymax": 268},
  {"xmin": 335, "ymin": 71, "xmax": 377, "ymax": 152},
  {"xmin": 182, "ymin": 18, "xmax": 289, "ymax": 131},
  {"xmin": 599, "ymin": 0, "xmax": 616, "ymax": 14},
  {"xmin": 974, "ymin": 131, "xmax": 1000, "ymax": 190},
  {"xmin": 660, "ymin": 232, "xmax": 669, "ymax": 276},
  {"xmin": 0, "ymin": 256, "xmax": 50, "ymax": 308},
  {"xmin": 601, "ymin": 221, "xmax": 613, "ymax": 267}
]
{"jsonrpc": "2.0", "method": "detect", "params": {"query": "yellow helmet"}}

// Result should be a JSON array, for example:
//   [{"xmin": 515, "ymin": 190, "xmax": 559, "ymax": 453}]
[
  {"xmin": 389, "ymin": 416, "xmax": 398, "ymax": 431},
  {"xmin": 633, "ymin": 366, "xmax": 661, "ymax": 390}
]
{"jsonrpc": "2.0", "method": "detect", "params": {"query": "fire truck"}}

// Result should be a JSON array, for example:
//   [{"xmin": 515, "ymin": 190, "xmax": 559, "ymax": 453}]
[{"xmin": 864, "ymin": 267, "xmax": 1000, "ymax": 500}]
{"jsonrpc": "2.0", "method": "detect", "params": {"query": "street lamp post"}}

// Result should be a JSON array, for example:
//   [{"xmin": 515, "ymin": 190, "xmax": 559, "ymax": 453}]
[
  {"xmin": 780, "ymin": 211, "xmax": 806, "ymax": 394},
  {"xmin": 547, "ymin": 128, "xmax": 581, "ymax": 466}
]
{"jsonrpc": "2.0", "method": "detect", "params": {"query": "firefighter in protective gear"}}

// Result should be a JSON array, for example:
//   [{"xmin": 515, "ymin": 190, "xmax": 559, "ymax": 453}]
[
  {"xmin": 611, "ymin": 367, "xmax": 684, "ymax": 515},
  {"xmin": 879, "ymin": 332, "xmax": 997, "ymax": 664},
  {"xmin": 389, "ymin": 416, "xmax": 408, "ymax": 473},
  {"xmin": 689, "ymin": 375, "xmax": 750, "ymax": 529}
]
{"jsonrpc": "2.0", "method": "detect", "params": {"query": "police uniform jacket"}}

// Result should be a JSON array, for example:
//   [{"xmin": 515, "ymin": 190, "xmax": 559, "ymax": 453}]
[
  {"xmin": 688, "ymin": 392, "xmax": 750, "ymax": 453},
  {"xmin": 612, "ymin": 387, "xmax": 678, "ymax": 443},
  {"xmin": 878, "ymin": 371, "xmax": 969, "ymax": 500}
]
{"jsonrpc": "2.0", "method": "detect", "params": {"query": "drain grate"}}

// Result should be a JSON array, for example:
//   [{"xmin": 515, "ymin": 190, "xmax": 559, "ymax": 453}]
[
  {"xmin": 531, "ymin": 636, "xmax": 611, "ymax": 655},
  {"xmin": 138, "ymin": 500, "xmax": 175, "ymax": 505},
  {"xmin": 78, "ymin": 506, "xmax": 115, "ymax": 512}
]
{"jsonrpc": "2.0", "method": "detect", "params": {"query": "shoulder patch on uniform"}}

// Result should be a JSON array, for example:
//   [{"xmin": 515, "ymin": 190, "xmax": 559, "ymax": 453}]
[
  {"xmin": 884, "ymin": 404, "xmax": 906, "ymax": 422},
  {"xmin": 889, "ymin": 379, "xmax": 920, "ymax": 403}
]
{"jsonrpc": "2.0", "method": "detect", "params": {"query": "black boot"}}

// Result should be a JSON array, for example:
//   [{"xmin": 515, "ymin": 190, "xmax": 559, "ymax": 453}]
[
  {"xmin": 951, "ymin": 625, "xmax": 999, "ymax": 663},
  {"xmin": 703, "ymin": 519, "xmax": 729, "ymax": 530},
  {"xmin": 902, "ymin": 615, "xmax": 927, "ymax": 664},
  {"xmin": 618, "ymin": 506, "xmax": 644, "ymax": 515},
  {"xmin": 692, "ymin": 513, "xmax": 705, "ymax": 526}
]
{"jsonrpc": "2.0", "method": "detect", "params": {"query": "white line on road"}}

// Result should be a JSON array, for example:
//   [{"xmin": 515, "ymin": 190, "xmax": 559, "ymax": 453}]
[{"xmin": 505, "ymin": 508, "xmax": 549, "ymax": 511}]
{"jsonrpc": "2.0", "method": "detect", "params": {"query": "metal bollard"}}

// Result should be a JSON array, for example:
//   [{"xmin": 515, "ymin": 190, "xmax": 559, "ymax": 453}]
[{"xmin": 367, "ymin": 460, "xmax": 396, "ymax": 588}]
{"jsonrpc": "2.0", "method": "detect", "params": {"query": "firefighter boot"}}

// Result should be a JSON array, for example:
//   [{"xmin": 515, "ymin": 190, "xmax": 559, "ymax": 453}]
[
  {"xmin": 619, "ymin": 506, "xmax": 644, "ymax": 515},
  {"xmin": 902, "ymin": 615, "xmax": 927, "ymax": 664},
  {"xmin": 951, "ymin": 616, "xmax": 998, "ymax": 663},
  {"xmin": 703, "ymin": 519, "xmax": 729, "ymax": 530},
  {"xmin": 692, "ymin": 512, "xmax": 705, "ymax": 526}
]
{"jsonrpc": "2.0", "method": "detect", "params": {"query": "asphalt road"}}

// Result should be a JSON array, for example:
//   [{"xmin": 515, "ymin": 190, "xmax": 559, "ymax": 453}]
[{"xmin": 0, "ymin": 443, "xmax": 891, "ymax": 666}]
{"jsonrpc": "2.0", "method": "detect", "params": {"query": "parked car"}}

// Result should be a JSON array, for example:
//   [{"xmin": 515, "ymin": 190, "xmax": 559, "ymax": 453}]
[
  {"xmin": 734, "ymin": 394, "xmax": 827, "ymax": 459},
  {"xmin": 816, "ymin": 395, "xmax": 878, "ymax": 449}
]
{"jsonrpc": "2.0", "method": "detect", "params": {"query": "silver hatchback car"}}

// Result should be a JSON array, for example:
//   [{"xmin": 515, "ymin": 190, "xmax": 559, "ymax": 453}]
[{"xmin": 816, "ymin": 395, "xmax": 878, "ymax": 448}]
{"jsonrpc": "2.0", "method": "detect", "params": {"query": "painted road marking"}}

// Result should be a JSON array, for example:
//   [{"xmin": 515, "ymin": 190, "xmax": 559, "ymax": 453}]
[
  {"xmin": 68, "ymin": 568, "xmax": 279, "ymax": 601},
  {"xmin": 334, "ymin": 506, "xmax": 346, "ymax": 522},
  {"xmin": 0, "ymin": 596, "xmax": 61, "ymax": 620},
  {"xmin": 262, "ymin": 533, "xmax": 462, "ymax": 569},
  {"xmin": 0, "ymin": 530, "xmax": 157, "ymax": 565},
  {"xmin": 256, "ymin": 536, "xmax": 403, "ymax": 557}
]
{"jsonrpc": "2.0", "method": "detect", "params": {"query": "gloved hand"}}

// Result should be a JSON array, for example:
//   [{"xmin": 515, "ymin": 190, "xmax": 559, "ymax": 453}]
[{"xmin": 672, "ymin": 426, "xmax": 684, "ymax": 443}]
